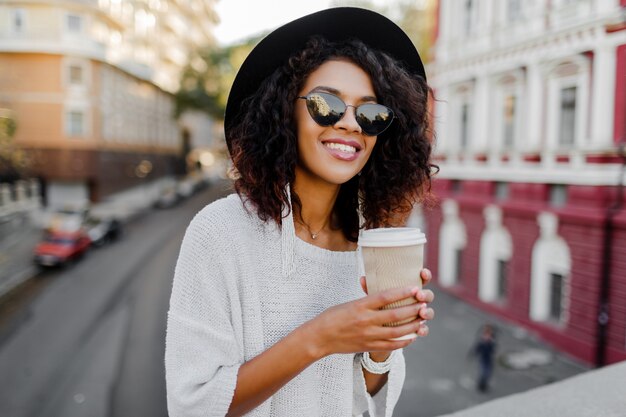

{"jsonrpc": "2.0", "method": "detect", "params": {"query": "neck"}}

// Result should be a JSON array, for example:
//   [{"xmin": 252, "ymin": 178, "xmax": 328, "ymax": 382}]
[{"xmin": 292, "ymin": 171, "xmax": 340, "ymax": 234}]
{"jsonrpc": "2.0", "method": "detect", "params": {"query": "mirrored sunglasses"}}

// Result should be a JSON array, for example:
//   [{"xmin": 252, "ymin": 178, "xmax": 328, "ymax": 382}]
[{"xmin": 297, "ymin": 92, "xmax": 395, "ymax": 136}]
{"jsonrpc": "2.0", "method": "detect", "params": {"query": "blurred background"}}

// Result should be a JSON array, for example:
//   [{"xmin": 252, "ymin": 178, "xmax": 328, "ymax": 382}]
[{"xmin": 0, "ymin": 0, "xmax": 625, "ymax": 416}]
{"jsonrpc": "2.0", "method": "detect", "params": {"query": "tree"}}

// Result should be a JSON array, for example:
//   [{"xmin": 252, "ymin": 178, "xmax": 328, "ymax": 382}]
[
  {"xmin": 0, "ymin": 108, "xmax": 29, "ymax": 182},
  {"xmin": 330, "ymin": 0, "xmax": 437, "ymax": 63},
  {"xmin": 175, "ymin": 35, "xmax": 262, "ymax": 120}
]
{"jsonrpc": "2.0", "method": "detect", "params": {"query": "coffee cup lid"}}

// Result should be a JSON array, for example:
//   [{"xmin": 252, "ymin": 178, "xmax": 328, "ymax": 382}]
[{"xmin": 358, "ymin": 227, "xmax": 426, "ymax": 247}]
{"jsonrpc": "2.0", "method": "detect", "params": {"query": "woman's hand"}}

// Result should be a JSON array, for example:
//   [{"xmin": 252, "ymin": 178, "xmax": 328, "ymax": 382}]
[
  {"xmin": 303, "ymin": 269, "xmax": 436, "ymax": 360},
  {"xmin": 360, "ymin": 268, "xmax": 435, "ymax": 336}
]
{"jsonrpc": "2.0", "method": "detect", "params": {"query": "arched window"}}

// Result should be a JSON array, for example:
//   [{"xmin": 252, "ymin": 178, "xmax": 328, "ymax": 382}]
[
  {"xmin": 530, "ymin": 212, "xmax": 571, "ymax": 324},
  {"xmin": 449, "ymin": 82, "xmax": 475, "ymax": 154},
  {"xmin": 545, "ymin": 56, "xmax": 590, "ymax": 150},
  {"xmin": 479, "ymin": 206, "xmax": 513, "ymax": 302},
  {"xmin": 439, "ymin": 200, "xmax": 467, "ymax": 287},
  {"xmin": 490, "ymin": 71, "xmax": 524, "ymax": 154}
]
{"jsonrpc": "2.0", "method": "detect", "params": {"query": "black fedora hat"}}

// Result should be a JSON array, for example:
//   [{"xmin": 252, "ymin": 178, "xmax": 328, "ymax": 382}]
[{"xmin": 224, "ymin": 7, "xmax": 426, "ymax": 150}]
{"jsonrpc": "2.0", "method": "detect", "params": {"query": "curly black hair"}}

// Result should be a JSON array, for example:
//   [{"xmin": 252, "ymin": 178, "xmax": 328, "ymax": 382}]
[{"xmin": 229, "ymin": 36, "xmax": 436, "ymax": 241}]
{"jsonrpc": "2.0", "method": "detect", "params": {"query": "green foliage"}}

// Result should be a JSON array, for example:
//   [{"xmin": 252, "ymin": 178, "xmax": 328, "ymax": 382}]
[
  {"xmin": 330, "ymin": 0, "xmax": 436, "ymax": 63},
  {"xmin": 0, "ymin": 109, "xmax": 30, "ymax": 181},
  {"xmin": 175, "ymin": 36, "xmax": 261, "ymax": 120},
  {"xmin": 176, "ymin": 1, "xmax": 436, "ymax": 120}
]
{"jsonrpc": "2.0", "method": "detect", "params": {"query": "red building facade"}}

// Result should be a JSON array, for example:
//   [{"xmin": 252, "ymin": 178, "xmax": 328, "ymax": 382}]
[{"xmin": 428, "ymin": 0, "xmax": 626, "ymax": 366}]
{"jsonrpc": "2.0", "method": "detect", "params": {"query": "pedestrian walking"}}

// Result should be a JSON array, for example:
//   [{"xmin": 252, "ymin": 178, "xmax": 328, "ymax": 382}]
[
  {"xmin": 472, "ymin": 324, "xmax": 497, "ymax": 392},
  {"xmin": 165, "ymin": 7, "xmax": 436, "ymax": 417}
]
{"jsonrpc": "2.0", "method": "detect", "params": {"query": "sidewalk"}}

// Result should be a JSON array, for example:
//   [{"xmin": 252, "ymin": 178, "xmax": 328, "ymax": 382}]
[
  {"xmin": 396, "ymin": 286, "xmax": 590, "ymax": 417},
  {"xmin": 438, "ymin": 360, "xmax": 626, "ymax": 417}
]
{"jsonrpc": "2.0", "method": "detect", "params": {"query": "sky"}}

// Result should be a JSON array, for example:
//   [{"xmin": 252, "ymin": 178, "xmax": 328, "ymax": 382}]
[
  {"xmin": 213, "ymin": 0, "xmax": 392, "ymax": 46},
  {"xmin": 214, "ymin": 0, "xmax": 332, "ymax": 45}
]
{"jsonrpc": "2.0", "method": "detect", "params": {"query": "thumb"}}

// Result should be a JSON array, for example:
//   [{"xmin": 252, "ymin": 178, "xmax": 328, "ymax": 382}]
[{"xmin": 360, "ymin": 276, "xmax": 368, "ymax": 295}]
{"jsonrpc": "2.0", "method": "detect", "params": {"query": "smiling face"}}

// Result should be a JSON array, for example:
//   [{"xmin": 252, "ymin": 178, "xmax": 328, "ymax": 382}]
[{"xmin": 294, "ymin": 59, "xmax": 379, "ymax": 188}]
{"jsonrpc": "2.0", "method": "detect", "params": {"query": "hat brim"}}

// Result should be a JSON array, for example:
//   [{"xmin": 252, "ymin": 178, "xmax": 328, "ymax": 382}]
[{"xmin": 224, "ymin": 7, "xmax": 425, "ymax": 149}]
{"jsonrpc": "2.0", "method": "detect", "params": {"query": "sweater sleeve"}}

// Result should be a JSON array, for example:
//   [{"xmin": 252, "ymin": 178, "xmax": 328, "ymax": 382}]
[
  {"xmin": 165, "ymin": 213, "xmax": 242, "ymax": 417},
  {"xmin": 352, "ymin": 350, "xmax": 406, "ymax": 417}
]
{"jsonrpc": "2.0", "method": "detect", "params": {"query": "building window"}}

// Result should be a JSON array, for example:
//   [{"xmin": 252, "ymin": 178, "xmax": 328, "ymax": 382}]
[
  {"xmin": 439, "ymin": 200, "xmax": 467, "ymax": 287},
  {"xmin": 497, "ymin": 260, "xmax": 508, "ymax": 300},
  {"xmin": 67, "ymin": 111, "xmax": 84, "ymax": 136},
  {"xmin": 530, "ymin": 212, "xmax": 571, "ymax": 324},
  {"xmin": 464, "ymin": 0, "xmax": 474, "ymax": 35},
  {"xmin": 549, "ymin": 273, "xmax": 565, "ymax": 321},
  {"xmin": 549, "ymin": 184, "xmax": 568, "ymax": 207},
  {"xmin": 503, "ymin": 94, "xmax": 516, "ymax": 148},
  {"xmin": 495, "ymin": 182, "xmax": 509, "ymax": 201},
  {"xmin": 452, "ymin": 179, "xmax": 462, "ymax": 195},
  {"xmin": 558, "ymin": 86, "xmax": 576, "ymax": 146},
  {"xmin": 507, "ymin": 0, "xmax": 522, "ymax": 22},
  {"xmin": 455, "ymin": 248, "xmax": 464, "ymax": 282},
  {"xmin": 460, "ymin": 103, "xmax": 470, "ymax": 149},
  {"xmin": 479, "ymin": 206, "xmax": 512, "ymax": 303},
  {"xmin": 69, "ymin": 65, "xmax": 83, "ymax": 85},
  {"xmin": 547, "ymin": 58, "xmax": 589, "ymax": 150},
  {"xmin": 66, "ymin": 14, "xmax": 83, "ymax": 33},
  {"xmin": 11, "ymin": 9, "xmax": 26, "ymax": 34}
]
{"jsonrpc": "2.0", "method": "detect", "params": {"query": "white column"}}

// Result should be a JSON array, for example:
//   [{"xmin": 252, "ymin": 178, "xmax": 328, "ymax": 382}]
[
  {"xmin": 471, "ymin": 75, "xmax": 490, "ymax": 154},
  {"xmin": 590, "ymin": 44, "xmax": 616, "ymax": 148},
  {"xmin": 524, "ymin": 62, "xmax": 543, "ymax": 153},
  {"xmin": 434, "ymin": 86, "xmax": 450, "ymax": 155}
]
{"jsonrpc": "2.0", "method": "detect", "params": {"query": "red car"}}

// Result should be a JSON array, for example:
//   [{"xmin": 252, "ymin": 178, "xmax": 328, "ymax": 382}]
[{"xmin": 34, "ymin": 230, "xmax": 92, "ymax": 267}]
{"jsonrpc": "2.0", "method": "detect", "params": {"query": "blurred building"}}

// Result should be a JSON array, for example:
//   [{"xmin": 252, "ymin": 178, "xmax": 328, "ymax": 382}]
[
  {"xmin": 428, "ymin": 0, "xmax": 626, "ymax": 366},
  {"xmin": 0, "ymin": 0, "xmax": 218, "ymax": 206}
]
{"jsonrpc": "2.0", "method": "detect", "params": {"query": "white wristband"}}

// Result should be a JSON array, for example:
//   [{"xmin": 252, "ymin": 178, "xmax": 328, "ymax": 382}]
[{"xmin": 360, "ymin": 351, "xmax": 395, "ymax": 374}]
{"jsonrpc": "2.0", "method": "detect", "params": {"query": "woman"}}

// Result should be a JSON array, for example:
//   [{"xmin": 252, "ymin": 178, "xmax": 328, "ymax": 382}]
[{"xmin": 166, "ymin": 8, "xmax": 436, "ymax": 417}]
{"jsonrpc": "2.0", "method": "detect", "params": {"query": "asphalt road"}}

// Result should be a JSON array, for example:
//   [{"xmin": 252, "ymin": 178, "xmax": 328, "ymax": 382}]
[
  {"xmin": 0, "ymin": 181, "xmax": 233, "ymax": 417},
  {"xmin": 0, "ymin": 180, "xmax": 587, "ymax": 417}
]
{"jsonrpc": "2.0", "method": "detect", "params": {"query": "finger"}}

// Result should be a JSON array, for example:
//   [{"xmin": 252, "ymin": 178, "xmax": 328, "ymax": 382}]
[
  {"xmin": 420, "ymin": 268, "xmax": 433, "ymax": 285},
  {"xmin": 360, "ymin": 276, "xmax": 368, "ymax": 295},
  {"xmin": 367, "ymin": 338, "xmax": 415, "ymax": 352},
  {"xmin": 364, "ymin": 285, "xmax": 419, "ymax": 309},
  {"xmin": 415, "ymin": 289, "xmax": 435, "ymax": 303},
  {"xmin": 372, "ymin": 317, "xmax": 423, "ymax": 340},
  {"xmin": 417, "ymin": 322, "xmax": 429, "ymax": 337},
  {"xmin": 418, "ymin": 304, "xmax": 435, "ymax": 321},
  {"xmin": 373, "ymin": 302, "xmax": 422, "ymax": 326}
]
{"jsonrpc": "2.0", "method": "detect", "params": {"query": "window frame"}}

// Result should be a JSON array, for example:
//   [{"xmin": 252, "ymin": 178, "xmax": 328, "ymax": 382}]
[
  {"xmin": 545, "ymin": 57, "xmax": 590, "ymax": 152},
  {"xmin": 10, "ymin": 8, "xmax": 27, "ymax": 35},
  {"xmin": 64, "ymin": 106, "xmax": 91, "ymax": 138},
  {"xmin": 65, "ymin": 12, "xmax": 84, "ymax": 35}
]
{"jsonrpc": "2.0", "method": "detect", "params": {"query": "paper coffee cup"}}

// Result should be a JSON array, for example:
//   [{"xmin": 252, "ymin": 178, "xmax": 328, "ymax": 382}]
[{"xmin": 358, "ymin": 227, "xmax": 427, "ymax": 340}]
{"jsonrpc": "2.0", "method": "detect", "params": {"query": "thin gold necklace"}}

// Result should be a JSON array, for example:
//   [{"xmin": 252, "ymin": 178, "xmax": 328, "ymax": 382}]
[{"xmin": 296, "ymin": 217, "xmax": 329, "ymax": 240}]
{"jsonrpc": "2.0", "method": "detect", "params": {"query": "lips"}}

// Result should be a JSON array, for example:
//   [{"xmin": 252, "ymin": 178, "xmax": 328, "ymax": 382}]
[{"xmin": 321, "ymin": 138, "xmax": 363, "ymax": 161}]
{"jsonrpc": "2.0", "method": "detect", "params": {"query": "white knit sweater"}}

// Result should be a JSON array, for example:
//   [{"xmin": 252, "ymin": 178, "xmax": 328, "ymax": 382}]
[{"xmin": 165, "ymin": 193, "xmax": 406, "ymax": 417}]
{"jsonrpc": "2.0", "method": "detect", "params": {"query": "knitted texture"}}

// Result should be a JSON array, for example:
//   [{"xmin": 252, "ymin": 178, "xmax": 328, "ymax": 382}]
[{"xmin": 165, "ymin": 194, "xmax": 406, "ymax": 417}]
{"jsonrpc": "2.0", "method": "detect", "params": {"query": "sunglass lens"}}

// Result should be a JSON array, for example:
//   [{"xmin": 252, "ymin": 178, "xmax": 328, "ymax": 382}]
[
  {"xmin": 305, "ymin": 93, "xmax": 344, "ymax": 126},
  {"xmin": 356, "ymin": 104, "xmax": 394, "ymax": 136}
]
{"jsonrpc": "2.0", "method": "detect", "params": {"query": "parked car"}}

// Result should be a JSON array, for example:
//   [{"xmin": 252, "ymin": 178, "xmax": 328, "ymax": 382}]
[
  {"xmin": 84, "ymin": 217, "xmax": 122, "ymax": 247},
  {"xmin": 34, "ymin": 230, "xmax": 91, "ymax": 267},
  {"xmin": 154, "ymin": 186, "xmax": 180, "ymax": 209}
]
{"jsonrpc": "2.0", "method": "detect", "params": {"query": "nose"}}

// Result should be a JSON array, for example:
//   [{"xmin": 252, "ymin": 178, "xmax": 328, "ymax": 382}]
[{"xmin": 333, "ymin": 105, "xmax": 362, "ymax": 134}]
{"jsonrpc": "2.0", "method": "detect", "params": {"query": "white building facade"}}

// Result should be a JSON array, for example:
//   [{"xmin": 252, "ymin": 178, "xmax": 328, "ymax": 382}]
[
  {"xmin": 427, "ymin": 0, "xmax": 626, "ymax": 365},
  {"xmin": 0, "ymin": 0, "xmax": 218, "ymax": 204}
]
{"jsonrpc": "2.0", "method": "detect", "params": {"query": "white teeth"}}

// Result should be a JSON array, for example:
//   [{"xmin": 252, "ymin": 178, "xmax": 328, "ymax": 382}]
[{"xmin": 324, "ymin": 142, "xmax": 357, "ymax": 153}]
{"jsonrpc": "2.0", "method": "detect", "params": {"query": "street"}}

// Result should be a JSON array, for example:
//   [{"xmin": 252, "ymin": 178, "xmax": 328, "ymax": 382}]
[{"xmin": 0, "ymin": 181, "xmax": 587, "ymax": 417}]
